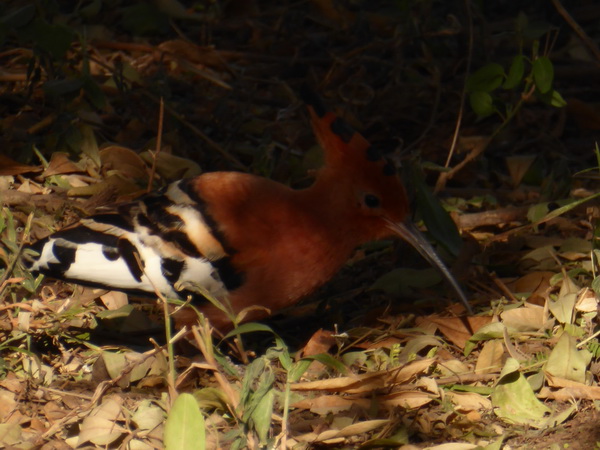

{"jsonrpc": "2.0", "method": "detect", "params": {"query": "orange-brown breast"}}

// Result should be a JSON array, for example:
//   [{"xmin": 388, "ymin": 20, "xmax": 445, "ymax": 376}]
[{"xmin": 185, "ymin": 172, "xmax": 365, "ymax": 328}]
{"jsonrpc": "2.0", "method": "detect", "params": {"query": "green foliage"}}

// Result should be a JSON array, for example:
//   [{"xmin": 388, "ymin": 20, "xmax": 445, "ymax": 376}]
[
  {"xmin": 467, "ymin": 14, "xmax": 566, "ymax": 120},
  {"xmin": 467, "ymin": 52, "xmax": 565, "ymax": 118},
  {"xmin": 532, "ymin": 56, "xmax": 554, "ymax": 94},
  {"xmin": 2, "ymin": 5, "xmax": 73, "ymax": 59},
  {"xmin": 164, "ymin": 393, "xmax": 206, "ymax": 450},
  {"xmin": 0, "ymin": 208, "xmax": 42, "ymax": 298},
  {"xmin": 411, "ymin": 165, "xmax": 463, "ymax": 257},
  {"xmin": 503, "ymin": 55, "xmax": 525, "ymax": 90},
  {"xmin": 492, "ymin": 358, "xmax": 552, "ymax": 427}
]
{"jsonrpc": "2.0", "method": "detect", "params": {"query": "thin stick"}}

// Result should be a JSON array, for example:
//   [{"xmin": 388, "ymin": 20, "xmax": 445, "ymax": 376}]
[
  {"xmin": 142, "ymin": 90, "xmax": 246, "ymax": 170},
  {"xmin": 132, "ymin": 251, "xmax": 178, "ymax": 406},
  {"xmin": 147, "ymin": 97, "xmax": 165, "ymax": 193},
  {"xmin": 435, "ymin": 0, "xmax": 474, "ymax": 193},
  {"xmin": 0, "ymin": 212, "xmax": 33, "ymax": 300},
  {"xmin": 551, "ymin": 0, "xmax": 600, "ymax": 65}
]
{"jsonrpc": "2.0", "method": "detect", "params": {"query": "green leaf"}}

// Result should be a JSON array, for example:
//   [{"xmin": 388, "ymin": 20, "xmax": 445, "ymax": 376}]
[
  {"xmin": 503, "ymin": 55, "xmax": 525, "ymax": 89},
  {"xmin": 538, "ymin": 88, "xmax": 567, "ymax": 108},
  {"xmin": 548, "ymin": 275, "xmax": 578, "ymax": 325},
  {"xmin": 251, "ymin": 389, "xmax": 274, "ymax": 445},
  {"xmin": 288, "ymin": 359, "xmax": 312, "ymax": 383},
  {"xmin": 96, "ymin": 304, "xmax": 135, "ymax": 319},
  {"xmin": 530, "ymin": 192, "xmax": 600, "ymax": 226},
  {"xmin": 469, "ymin": 91, "xmax": 495, "ymax": 117},
  {"xmin": 301, "ymin": 353, "xmax": 349, "ymax": 375},
  {"xmin": 77, "ymin": 124, "xmax": 101, "ymax": 167},
  {"xmin": 274, "ymin": 341, "xmax": 293, "ymax": 371},
  {"xmin": 526, "ymin": 202, "xmax": 549, "ymax": 223},
  {"xmin": 32, "ymin": 18, "xmax": 75, "ymax": 59},
  {"xmin": 492, "ymin": 358, "xmax": 551, "ymax": 428},
  {"xmin": 101, "ymin": 351, "xmax": 126, "ymax": 380},
  {"xmin": 240, "ymin": 358, "xmax": 268, "ymax": 410},
  {"xmin": 532, "ymin": 56, "xmax": 554, "ymax": 93},
  {"xmin": 549, "ymin": 89, "xmax": 566, "ymax": 107},
  {"xmin": 224, "ymin": 322, "xmax": 277, "ymax": 340},
  {"xmin": 164, "ymin": 393, "xmax": 205, "ymax": 450},
  {"xmin": 592, "ymin": 276, "xmax": 600, "ymax": 295},
  {"xmin": 412, "ymin": 169, "xmax": 462, "ymax": 257},
  {"xmin": 467, "ymin": 63, "xmax": 505, "ymax": 93},
  {"xmin": 544, "ymin": 333, "xmax": 590, "ymax": 383},
  {"xmin": 131, "ymin": 400, "xmax": 165, "ymax": 432},
  {"xmin": 464, "ymin": 322, "xmax": 506, "ymax": 356}
]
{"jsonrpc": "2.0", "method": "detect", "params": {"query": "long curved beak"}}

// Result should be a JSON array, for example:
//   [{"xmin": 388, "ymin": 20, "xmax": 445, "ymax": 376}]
[{"xmin": 386, "ymin": 219, "xmax": 473, "ymax": 315}]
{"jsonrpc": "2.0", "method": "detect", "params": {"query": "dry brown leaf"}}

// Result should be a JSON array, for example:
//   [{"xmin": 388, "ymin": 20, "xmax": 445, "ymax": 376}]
[
  {"xmin": 539, "ymin": 384, "xmax": 600, "ymax": 401},
  {"xmin": 423, "ymin": 443, "xmax": 479, "ymax": 450},
  {"xmin": 0, "ymin": 154, "xmax": 41, "ymax": 176},
  {"xmin": 0, "ymin": 423, "xmax": 22, "ymax": 446},
  {"xmin": 139, "ymin": 151, "xmax": 202, "ymax": 180},
  {"xmin": 292, "ymin": 394, "xmax": 362, "ymax": 415},
  {"xmin": 475, "ymin": 339, "xmax": 504, "ymax": 375},
  {"xmin": 446, "ymin": 391, "xmax": 492, "ymax": 412},
  {"xmin": 100, "ymin": 291, "xmax": 129, "ymax": 310},
  {"xmin": 500, "ymin": 304, "xmax": 548, "ymax": 332},
  {"xmin": 67, "ymin": 174, "xmax": 143, "ymax": 198},
  {"xmin": 576, "ymin": 289, "xmax": 598, "ymax": 313},
  {"xmin": 300, "ymin": 328, "xmax": 336, "ymax": 376},
  {"xmin": 43, "ymin": 401, "xmax": 68, "ymax": 422},
  {"xmin": 0, "ymin": 390, "xmax": 16, "ymax": 422},
  {"xmin": 380, "ymin": 390, "xmax": 437, "ymax": 409},
  {"xmin": 100, "ymin": 145, "xmax": 149, "ymax": 181},
  {"xmin": 424, "ymin": 316, "xmax": 492, "ymax": 349},
  {"xmin": 291, "ymin": 371, "xmax": 387, "ymax": 393},
  {"xmin": 505, "ymin": 155, "xmax": 536, "ymax": 187},
  {"xmin": 545, "ymin": 373, "xmax": 600, "ymax": 392},
  {"xmin": 353, "ymin": 336, "xmax": 402, "ymax": 350},
  {"xmin": 292, "ymin": 358, "xmax": 435, "ymax": 394},
  {"xmin": 42, "ymin": 152, "xmax": 82, "ymax": 177},
  {"xmin": 415, "ymin": 376, "xmax": 439, "ymax": 394},
  {"xmin": 77, "ymin": 396, "xmax": 126, "ymax": 447},
  {"xmin": 136, "ymin": 376, "xmax": 166, "ymax": 389},
  {"xmin": 17, "ymin": 179, "xmax": 47, "ymax": 194},
  {"xmin": 0, "ymin": 176, "xmax": 13, "ymax": 191},
  {"xmin": 17, "ymin": 311, "xmax": 31, "ymax": 332},
  {"xmin": 513, "ymin": 271, "xmax": 554, "ymax": 293},
  {"xmin": 158, "ymin": 40, "xmax": 231, "ymax": 70},
  {"xmin": 0, "ymin": 376, "xmax": 24, "ymax": 394},
  {"xmin": 295, "ymin": 419, "xmax": 388, "ymax": 444},
  {"xmin": 512, "ymin": 271, "xmax": 554, "ymax": 305},
  {"xmin": 438, "ymin": 358, "xmax": 470, "ymax": 377},
  {"xmin": 58, "ymin": 287, "xmax": 107, "ymax": 313}
]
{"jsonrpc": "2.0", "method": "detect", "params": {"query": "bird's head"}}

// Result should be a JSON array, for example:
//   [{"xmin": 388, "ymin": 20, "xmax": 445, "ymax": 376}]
[{"xmin": 305, "ymin": 92, "xmax": 471, "ymax": 313}]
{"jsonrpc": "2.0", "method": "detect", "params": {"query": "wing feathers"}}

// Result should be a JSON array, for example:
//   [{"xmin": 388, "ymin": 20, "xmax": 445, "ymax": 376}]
[{"xmin": 24, "ymin": 179, "xmax": 236, "ymax": 303}]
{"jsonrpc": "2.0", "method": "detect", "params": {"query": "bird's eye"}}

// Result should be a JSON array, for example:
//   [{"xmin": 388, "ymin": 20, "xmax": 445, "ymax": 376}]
[{"xmin": 364, "ymin": 194, "xmax": 381, "ymax": 208}]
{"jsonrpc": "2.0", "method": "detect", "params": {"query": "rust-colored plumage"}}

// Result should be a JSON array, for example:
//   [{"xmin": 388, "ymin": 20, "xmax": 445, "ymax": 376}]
[{"xmin": 25, "ymin": 93, "xmax": 471, "ymax": 331}]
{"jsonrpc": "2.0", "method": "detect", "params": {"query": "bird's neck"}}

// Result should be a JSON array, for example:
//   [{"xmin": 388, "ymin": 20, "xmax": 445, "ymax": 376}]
[{"xmin": 296, "ymin": 170, "xmax": 366, "ymax": 240}]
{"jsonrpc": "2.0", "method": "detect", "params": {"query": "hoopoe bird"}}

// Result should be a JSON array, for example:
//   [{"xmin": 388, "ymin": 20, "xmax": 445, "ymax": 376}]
[{"xmin": 24, "ymin": 93, "xmax": 472, "ymax": 331}]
